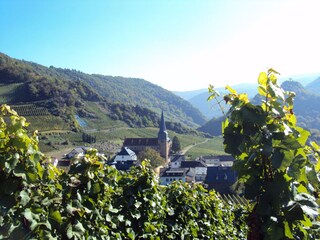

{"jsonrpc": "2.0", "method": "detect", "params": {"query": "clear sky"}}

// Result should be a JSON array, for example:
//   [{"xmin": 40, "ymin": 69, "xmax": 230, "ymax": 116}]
[{"xmin": 1, "ymin": 0, "xmax": 320, "ymax": 91}]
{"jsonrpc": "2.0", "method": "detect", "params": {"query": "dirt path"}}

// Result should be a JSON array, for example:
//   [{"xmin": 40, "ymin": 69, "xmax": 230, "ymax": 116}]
[{"xmin": 180, "ymin": 138, "xmax": 210, "ymax": 155}]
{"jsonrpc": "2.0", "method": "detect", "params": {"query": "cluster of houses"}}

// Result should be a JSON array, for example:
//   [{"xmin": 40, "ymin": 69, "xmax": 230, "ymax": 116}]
[
  {"xmin": 160, "ymin": 155, "xmax": 237, "ymax": 193},
  {"xmin": 58, "ymin": 111, "xmax": 238, "ymax": 194}
]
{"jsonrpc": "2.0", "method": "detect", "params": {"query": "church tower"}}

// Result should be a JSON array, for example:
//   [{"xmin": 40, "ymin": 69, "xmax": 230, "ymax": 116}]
[{"xmin": 158, "ymin": 111, "xmax": 170, "ymax": 162}]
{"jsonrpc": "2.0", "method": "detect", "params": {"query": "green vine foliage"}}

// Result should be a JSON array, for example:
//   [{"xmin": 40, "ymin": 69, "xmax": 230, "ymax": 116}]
[
  {"xmin": 0, "ymin": 104, "xmax": 247, "ymax": 239},
  {"xmin": 208, "ymin": 69, "xmax": 320, "ymax": 239}
]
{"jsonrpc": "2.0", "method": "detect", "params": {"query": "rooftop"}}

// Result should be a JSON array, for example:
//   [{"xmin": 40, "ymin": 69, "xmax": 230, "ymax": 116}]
[{"xmin": 123, "ymin": 138, "xmax": 158, "ymax": 146}]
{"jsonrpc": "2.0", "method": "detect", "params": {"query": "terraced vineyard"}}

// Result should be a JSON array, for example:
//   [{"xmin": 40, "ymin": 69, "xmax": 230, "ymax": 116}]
[{"xmin": 11, "ymin": 104, "xmax": 50, "ymax": 116}]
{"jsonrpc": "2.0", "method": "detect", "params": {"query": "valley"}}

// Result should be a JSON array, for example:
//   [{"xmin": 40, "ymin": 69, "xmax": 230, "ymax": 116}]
[
  {"xmin": 0, "ymin": 52, "xmax": 217, "ymax": 160},
  {"xmin": 1, "ymin": 51, "xmax": 320, "ymax": 161}
]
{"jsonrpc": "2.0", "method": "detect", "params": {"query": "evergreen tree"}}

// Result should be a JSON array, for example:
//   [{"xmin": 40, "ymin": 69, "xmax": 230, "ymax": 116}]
[{"xmin": 171, "ymin": 136, "xmax": 181, "ymax": 153}]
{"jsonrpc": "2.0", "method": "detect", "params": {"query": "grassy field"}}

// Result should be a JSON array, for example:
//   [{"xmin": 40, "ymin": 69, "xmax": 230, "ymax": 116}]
[
  {"xmin": 40, "ymin": 126, "xmax": 226, "ymax": 160},
  {"xmin": 185, "ymin": 137, "xmax": 226, "ymax": 159}
]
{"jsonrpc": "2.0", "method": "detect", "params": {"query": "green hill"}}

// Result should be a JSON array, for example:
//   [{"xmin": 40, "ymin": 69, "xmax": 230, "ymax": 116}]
[
  {"xmin": 51, "ymin": 68, "xmax": 207, "ymax": 127},
  {"xmin": 0, "ymin": 52, "xmax": 210, "ymax": 154},
  {"xmin": 0, "ymin": 52, "xmax": 206, "ymax": 130}
]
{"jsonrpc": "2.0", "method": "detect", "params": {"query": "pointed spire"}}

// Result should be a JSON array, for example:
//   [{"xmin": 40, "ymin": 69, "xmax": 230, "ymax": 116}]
[
  {"xmin": 158, "ymin": 110, "xmax": 169, "ymax": 141},
  {"xmin": 159, "ymin": 110, "xmax": 166, "ymax": 132}
]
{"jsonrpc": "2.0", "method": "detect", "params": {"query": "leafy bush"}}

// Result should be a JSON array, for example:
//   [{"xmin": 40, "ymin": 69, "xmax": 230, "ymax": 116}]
[
  {"xmin": 0, "ymin": 104, "xmax": 247, "ymax": 239},
  {"xmin": 209, "ymin": 69, "xmax": 320, "ymax": 239}
]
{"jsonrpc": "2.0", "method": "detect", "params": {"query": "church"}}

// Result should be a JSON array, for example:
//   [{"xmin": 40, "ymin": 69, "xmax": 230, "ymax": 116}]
[{"xmin": 122, "ymin": 111, "xmax": 171, "ymax": 161}]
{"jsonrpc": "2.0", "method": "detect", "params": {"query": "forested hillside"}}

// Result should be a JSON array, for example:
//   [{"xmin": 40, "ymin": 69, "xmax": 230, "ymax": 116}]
[
  {"xmin": 0, "ymin": 52, "xmax": 205, "ymax": 131},
  {"xmin": 53, "ymin": 68, "xmax": 206, "ymax": 126}
]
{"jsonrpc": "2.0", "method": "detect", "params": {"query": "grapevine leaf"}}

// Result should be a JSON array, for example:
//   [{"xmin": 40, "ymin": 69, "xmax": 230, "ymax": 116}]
[
  {"xmin": 225, "ymin": 85, "xmax": 237, "ymax": 94},
  {"xmin": 258, "ymin": 72, "xmax": 268, "ymax": 86},
  {"xmin": 19, "ymin": 190, "xmax": 30, "ymax": 206},
  {"xmin": 284, "ymin": 221, "xmax": 294, "ymax": 239},
  {"xmin": 49, "ymin": 210, "xmax": 62, "ymax": 224}
]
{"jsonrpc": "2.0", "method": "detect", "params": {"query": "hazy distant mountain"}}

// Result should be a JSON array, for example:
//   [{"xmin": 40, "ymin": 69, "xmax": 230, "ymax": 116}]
[
  {"xmin": 187, "ymin": 83, "xmax": 258, "ymax": 119},
  {"xmin": 278, "ymin": 72, "xmax": 320, "ymax": 86},
  {"xmin": 176, "ymin": 72, "xmax": 320, "ymax": 120},
  {"xmin": 173, "ymin": 88, "xmax": 207, "ymax": 100},
  {"xmin": 306, "ymin": 76, "xmax": 320, "ymax": 94},
  {"xmin": 198, "ymin": 80, "xmax": 320, "ymax": 141}
]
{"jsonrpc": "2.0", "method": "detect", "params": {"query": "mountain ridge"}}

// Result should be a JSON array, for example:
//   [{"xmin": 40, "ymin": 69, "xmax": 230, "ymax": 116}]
[{"xmin": 0, "ymin": 52, "xmax": 206, "ymax": 130}]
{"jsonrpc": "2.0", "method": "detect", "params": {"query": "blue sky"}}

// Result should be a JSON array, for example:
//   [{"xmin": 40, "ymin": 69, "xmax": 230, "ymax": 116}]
[{"xmin": 1, "ymin": 0, "xmax": 320, "ymax": 91}]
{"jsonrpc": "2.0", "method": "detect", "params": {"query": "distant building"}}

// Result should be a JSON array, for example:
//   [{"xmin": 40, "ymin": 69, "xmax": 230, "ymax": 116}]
[
  {"xmin": 123, "ymin": 111, "xmax": 171, "ymax": 161},
  {"xmin": 170, "ymin": 155, "xmax": 207, "ymax": 182},
  {"xmin": 159, "ymin": 167, "xmax": 195, "ymax": 185},
  {"xmin": 164, "ymin": 154, "xmax": 238, "ymax": 192},
  {"xmin": 66, "ymin": 147, "xmax": 90, "ymax": 159},
  {"xmin": 204, "ymin": 155, "xmax": 237, "ymax": 194},
  {"xmin": 200, "ymin": 155, "xmax": 234, "ymax": 167},
  {"xmin": 111, "ymin": 147, "xmax": 138, "ymax": 171},
  {"xmin": 169, "ymin": 155, "xmax": 186, "ymax": 168},
  {"xmin": 181, "ymin": 160, "xmax": 207, "ymax": 182},
  {"xmin": 114, "ymin": 147, "xmax": 137, "ymax": 162}
]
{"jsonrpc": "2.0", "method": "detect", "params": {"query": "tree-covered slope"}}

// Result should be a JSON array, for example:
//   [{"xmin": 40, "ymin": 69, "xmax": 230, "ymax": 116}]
[
  {"xmin": 0, "ymin": 52, "xmax": 206, "ymax": 129},
  {"xmin": 197, "ymin": 116, "xmax": 225, "ymax": 136},
  {"xmin": 53, "ymin": 68, "xmax": 207, "ymax": 126}
]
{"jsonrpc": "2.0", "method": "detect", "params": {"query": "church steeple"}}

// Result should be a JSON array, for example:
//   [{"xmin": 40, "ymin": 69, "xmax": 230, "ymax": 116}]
[{"xmin": 158, "ymin": 111, "xmax": 169, "ymax": 141}]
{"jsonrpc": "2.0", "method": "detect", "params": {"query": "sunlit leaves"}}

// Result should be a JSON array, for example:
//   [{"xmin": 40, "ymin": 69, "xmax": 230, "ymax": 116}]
[
  {"xmin": 213, "ymin": 69, "xmax": 320, "ymax": 239},
  {"xmin": 258, "ymin": 72, "xmax": 268, "ymax": 86},
  {"xmin": 225, "ymin": 85, "xmax": 237, "ymax": 95}
]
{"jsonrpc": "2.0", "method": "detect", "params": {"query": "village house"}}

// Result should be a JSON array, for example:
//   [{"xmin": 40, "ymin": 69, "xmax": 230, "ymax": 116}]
[
  {"xmin": 170, "ymin": 155, "xmax": 207, "ymax": 182},
  {"xmin": 202, "ymin": 155, "xmax": 237, "ymax": 194},
  {"xmin": 161, "ymin": 154, "xmax": 238, "ymax": 193},
  {"xmin": 159, "ymin": 167, "xmax": 195, "ymax": 185},
  {"xmin": 114, "ymin": 147, "xmax": 137, "ymax": 162},
  {"xmin": 111, "ymin": 147, "xmax": 138, "ymax": 171},
  {"xmin": 65, "ymin": 146, "xmax": 90, "ymax": 159},
  {"xmin": 169, "ymin": 154, "xmax": 186, "ymax": 168}
]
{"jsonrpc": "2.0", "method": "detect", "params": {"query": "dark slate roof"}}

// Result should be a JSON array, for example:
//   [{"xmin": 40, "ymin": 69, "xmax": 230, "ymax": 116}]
[
  {"xmin": 218, "ymin": 155, "xmax": 235, "ymax": 161},
  {"xmin": 57, "ymin": 160, "xmax": 71, "ymax": 166},
  {"xmin": 205, "ymin": 166, "xmax": 237, "ymax": 184},
  {"xmin": 160, "ymin": 168, "xmax": 188, "ymax": 177},
  {"xmin": 181, "ymin": 160, "xmax": 206, "ymax": 168},
  {"xmin": 123, "ymin": 138, "xmax": 158, "ymax": 146},
  {"xmin": 117, "ymin": 147, "xmax": 136, "ymax": 157},
  {"xmin": 170, "ymin": 155, "xmax": 186, "ymax": 163},
  {"xmin": 201, "ymin": 155, "xmax": 235, "ymax": 161}
]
